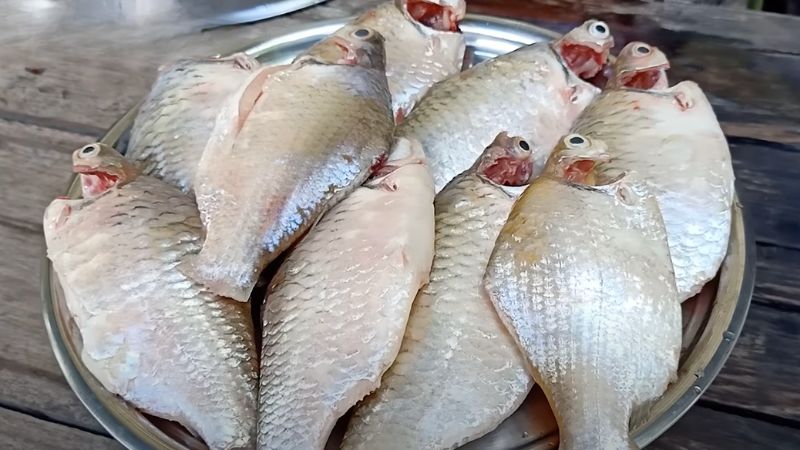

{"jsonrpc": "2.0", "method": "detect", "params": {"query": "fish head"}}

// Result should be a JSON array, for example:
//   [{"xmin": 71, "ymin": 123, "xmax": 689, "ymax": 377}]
[
  {"xmin": 299, "ymin": 26, "xmax": 387, "ymax": 70},
  {"xmin": 72, "ymin": 143, "xmax": 140, "ymax": 199},
  {"xmin": 553, "ymin": 19, "xmax": 614, "ymax": 80},
  {"xmin": 609, "ymin": 41, "xmax": 670, "ymax": 90},
  {"xmin": 397, "ymin": 0, "xmax": 466, "ymax": 33},
  {"xmin": 546, "ymin": 133, "xmax": 610, "ymax": 185},
  {"xmin": 474, "ymin": 132, "xmax": 535, "ymax": 187}
]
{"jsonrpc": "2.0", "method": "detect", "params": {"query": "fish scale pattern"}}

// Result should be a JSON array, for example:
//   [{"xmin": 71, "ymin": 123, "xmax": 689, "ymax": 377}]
[
  {"xmin": 188, "ymin": 62, "xmax": 394, "ymax": 302},
  {"xmin": 398, "ymin": 44, "xmax": 598, "ymax": 192},
  {"xmin": 484, "ymin": 177, "xmax": 681, "ymax": 450},
  {"xmin": 571, "ymin": 80, "xmax": 734, "ymax": 300},
  {"xmin": 127, "ymin": 54, "xmax": 259, "ymax": 192},
  {"xmin": 44, "ymin": 176, "xmax": 258, "ymax": 450},
  {"xmin": 258, "ymin": 159, "xmax": 434, "ymax": 450},
  {"xmin": 342, "ymin": 172, "xmax": 532, "ymax": 450}
]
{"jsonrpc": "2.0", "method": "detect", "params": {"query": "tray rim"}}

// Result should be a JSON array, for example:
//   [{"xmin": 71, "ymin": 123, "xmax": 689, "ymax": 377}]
[{"xmin": 39, "ymin": 13, "xmax": 755, "ymax": 450}]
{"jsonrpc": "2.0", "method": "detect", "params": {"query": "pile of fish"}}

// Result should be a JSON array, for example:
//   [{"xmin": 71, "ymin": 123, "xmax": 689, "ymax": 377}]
[{"xmin": 44, "ymin": 1, "xmax": 734, "ymax": 449}]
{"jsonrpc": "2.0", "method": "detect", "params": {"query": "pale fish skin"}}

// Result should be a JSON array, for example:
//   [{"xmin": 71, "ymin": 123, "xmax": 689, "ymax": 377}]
[
  {"xmin": 346, "ymin": 0, "xmax": 466, "ymax": 121},
  {"xmin": 343, "ymin": 133, "xmax": 536, "ymax": 450},
  {"xmin": 257, "ymin": 138, "xmax": 435, "ymax": 450},
  {"xmin": 484, "ymin": 171, "xmax": 681, "ymax": 450},
  {"xmin": 127, "ymin": 53, "xmax": 260, "ymax": 191},
  {"xmin": 398, "ymin": 19, "xmax": 614, "ymax": 192},
  {"xmin": 43, "ymin": 144, "xmax": 257, "ymax": 450},
  {"xmin": 572, "ymin": 46, "xmax": 734, "ymax": 299},
  {"xmin": 183, "ymin": 26, "xmax": 394, "ymax": 301}
]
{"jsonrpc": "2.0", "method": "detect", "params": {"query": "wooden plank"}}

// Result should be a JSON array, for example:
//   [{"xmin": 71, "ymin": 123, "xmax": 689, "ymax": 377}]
[
  {"xmin": 753, "ymin": 244, "xmax": 800, "ymax": 311},
  {"xmin": 0, "ymin": 407, "xmax": 120, "ymax": 450},
  {"xmin": 650, "ymin": 405, "xmax": 800, "ymax": 449},
  {"xmin": 0, "ymin": 222, "xmax": 107, "ymax": 434},
  {"xmin": 0, "ymin": 119, "xmax": 87, "ymax": 230},
  {"xmin": 702, "ymin": 303, "xmax": 800, "ymax": 422}
]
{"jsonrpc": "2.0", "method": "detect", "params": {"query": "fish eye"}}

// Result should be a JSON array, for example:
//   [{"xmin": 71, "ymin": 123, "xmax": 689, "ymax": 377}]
[
  {"xmin": 566, "ymin": 134, "xmax": 588, "ymax": 148},
  {"xmin": 635, "ymin": 44, "xmax": 651, "ymax": 55},
  {"xmin": 517, "ymin": 139, "xmax": 530, "ymax": 151},
  {"xmin": 589, "ymin": 21, "xmax": 609, "ymax": 38},
  {"xmin": 80, "ymin": 144, "xmax": 100, "ymax": 157},
  {"xmin": 351, "ymin": 28, "xmax": 372, "ymax": 39}
]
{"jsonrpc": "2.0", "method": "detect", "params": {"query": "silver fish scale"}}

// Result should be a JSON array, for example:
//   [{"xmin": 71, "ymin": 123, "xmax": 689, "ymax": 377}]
[
  {"xmin": 484, "ymin": 178, "xmax": 681, "ymax": 450},
  {"xmin": 44, "ymin": 176, "xmax": 257, "ymax": 450},
  {"xmin": 258, "ymin": 159, "xmax": 434, "ymax": 450},
  {"xmin": 571, "ymin": 80, "xmax": 734, "ymax": 300},
  {"xmin": 349, "ymin": 2, "xmax": 465, "ymax": 118},
  {"xmin": 397, "ymin": 44, "xmax": 598, "ymax": 192},
  {"xmin": 190, "ymin": 62, "xmax": 394, "ymax": 301},
  {"xmin": 343, "ymin": 172, "xmax": 532, "ymax": 450},
  {"xmin": 127, "ymin": 56, "xmax": 258, "ymax": 192}
]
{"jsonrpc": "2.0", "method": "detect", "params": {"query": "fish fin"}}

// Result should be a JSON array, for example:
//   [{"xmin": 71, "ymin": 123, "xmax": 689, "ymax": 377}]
[{"xmin": 179, "ymin": 254, "xmax": 251, "ymax": 302}]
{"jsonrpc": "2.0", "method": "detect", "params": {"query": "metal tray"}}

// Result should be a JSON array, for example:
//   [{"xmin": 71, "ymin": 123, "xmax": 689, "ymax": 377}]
[{"xmin": 41, "ymin": 14, "xmax": 755, "ymax": 450}]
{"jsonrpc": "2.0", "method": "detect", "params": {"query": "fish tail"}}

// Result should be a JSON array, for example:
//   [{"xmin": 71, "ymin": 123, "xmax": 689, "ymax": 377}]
[{"xmin": 179, "ymin": 249, "xmax": 255, "ymax": 302}]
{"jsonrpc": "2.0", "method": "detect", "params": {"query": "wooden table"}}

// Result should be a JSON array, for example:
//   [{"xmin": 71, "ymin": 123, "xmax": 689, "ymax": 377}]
[{"xmin": 1, "ymin": 0, "xmax": 799, "ymax": 448}]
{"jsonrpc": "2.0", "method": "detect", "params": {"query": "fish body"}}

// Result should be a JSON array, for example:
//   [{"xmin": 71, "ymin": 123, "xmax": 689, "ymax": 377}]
[
  {"xmin": 484, "ymin": 173, "xmax": 681, "ymax": 450},
  {"xmin": 346, "ymin": 0, "xmax": 466, "ymax": 120},
  {"xmin": 343, "ymin": 134, "xmax": 535, "ymax": 450},
  {"xmin": 571, "ymin": 80, "xmax": 734, "ymax": 299},
  {"xmin": 183, "ymin": 27, "xmax": 394, "ymax": 301},
  {"xmin": 257, "ymin": 139, "xmax": 435, "ymax": 450},
  {"xmin": 397, "ymin": 19, "xmax": 613, "ymax": 192},
  {"xmin": 127, "ymin": 53, "xmax": 259, "ymax": 191},
  {"xmin": 44, "ymin": 145, "xmax": 257, "ymax": 450}
]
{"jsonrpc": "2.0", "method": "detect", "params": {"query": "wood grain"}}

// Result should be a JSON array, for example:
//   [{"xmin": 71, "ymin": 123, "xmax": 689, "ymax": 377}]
[
  {"xmin": 0, "ymin": 407, "xmax": 119, "ymax": 450},
  {"xmin": 650, "ymin": 405, "xmax": 800, "ymax": 449}
]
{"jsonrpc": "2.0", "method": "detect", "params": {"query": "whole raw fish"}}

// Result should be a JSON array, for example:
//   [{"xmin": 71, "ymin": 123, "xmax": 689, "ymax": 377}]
[
  {"xmin": 571, "ymin": 41, "xmax": 735, "ymax": 299},
  {"xmin": 343, "ymin": 133, "xmax": 535, "ymax": 450},
  {"xmin": 182, "ymin": 25, "xmax": 394, "ymax": 301},
  {"xmin": 257, "ymin": 138, "xmax": 435, "ymax": 450},
  {"xmin": 340, "ymin": 0, "xmax": 466, "ymax": 121},
  {"xmin": 127, "ymin": 53, "xmax": 260, "ymax": 191},
  {"xmin": 43, "ymin": 143, "xmax": 258, "ymax": 450},
  {"xmin": 397, "ymin": 19, "xmax": 614, "ymax": 192},
  {"xmin": 484, "ymin": 134, "xmax": 681, "ymax": 450}
]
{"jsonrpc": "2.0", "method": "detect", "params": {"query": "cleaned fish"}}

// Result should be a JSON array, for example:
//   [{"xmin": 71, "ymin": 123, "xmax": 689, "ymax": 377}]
[
  {"xmin": 257, "ymin": 138, "xmax": 435, "ymax": 450},
  {"xmin": 397, "ymin": 19, "xmax": 614, "ymax": 192},
  {"xmin": 182, "ymin": 25, "xmax": 394, "ymax": 301},
  {"xmin": 484, "ymin": 134, "xmax": 681, "ymax": 450},
  {"xmin": 343, "ymin": 0, "xmax": 466, "ymax": 121},
  {"xmin": 343, "ymin": 133, "xmax": 536, "ymax": 450},
  {"xmin": 43, "ymin": 143, "xmax": 258, "ymax": 450},
  {"xmin": 571, "ymin": 41, "xmax": 735, "ymax": 299},
  {"xmin": 127, "ymin": 53, "xmax": 260, "ymax": 191}
]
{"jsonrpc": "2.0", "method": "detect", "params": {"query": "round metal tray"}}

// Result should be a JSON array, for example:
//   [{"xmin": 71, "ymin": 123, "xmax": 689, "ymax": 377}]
[{"xmin": 41, "ymin": 14, "xmax": 755, "ymax": 450}]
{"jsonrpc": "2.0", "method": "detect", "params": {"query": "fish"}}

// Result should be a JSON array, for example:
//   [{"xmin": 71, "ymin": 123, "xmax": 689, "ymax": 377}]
[
  {"xmin": 571, "ymin": 41, "xmax": 735, "ymax": 300},
  {"xmin": 483, "ymin": 134, "xmax": 682, "ymax": 450},
  {"xmin": 43, "ymin": 143, "xmax": 258, "ymax": 450},
  {"xmin": 341, "ymin": 0, "xmax": 466, "ymax": 122},
  {"xmin": 257, "ymin": 138, "xmax": 435, "ymax": 450},
  {"xmin": 342, "ymin": 133, "xmax": 536, "ymax": 450},
  {"xmin": 397, "ymin": 19, "xmax": 614, "ymax": 192},
  {"xmin": 126, "ymin": 53, "xmax": 260, "ymax": 191},
  {"xmin": 182, "ymin": 25, "xmax": 394, "ymax": 301}
]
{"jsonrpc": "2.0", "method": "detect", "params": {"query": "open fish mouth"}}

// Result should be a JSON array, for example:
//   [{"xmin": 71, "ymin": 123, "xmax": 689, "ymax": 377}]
[
  {"xmin": 404, "ymin": 0, "xmax": 464, "ymax": 32},
  {"xmin": 618, "ymin": 62, "xmax": 670, "ymax": 90},
  {"xmin": 74, "ymin": 165, "xmax": 120, "ymax": 198},
  {"xmin": 559, "ymin": 42, "xmax": 609, "ymax": 80}
]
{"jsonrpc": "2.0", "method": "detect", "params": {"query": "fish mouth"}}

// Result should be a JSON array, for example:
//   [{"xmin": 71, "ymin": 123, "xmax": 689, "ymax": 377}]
[
  {"xmin": 330, "ymin": 36, "xmax": 364, "ymax": 65},
  {"xmin": 482, "ymin": 155, "xmax": 533, "ymax": 186},
  {"xmin": 618, "ymin": 62, "xmax": 670, "ymax": 90},
  {"xmin": 557, "ymin": 41, "xmax": 610, "ymax": 80},
  {"xmin": 404, "ymin": 0, "xmax": 464, "ymax": 33},
  {"xmin": 74, "ymin": 165, "xmax": 120, "ymax": 198}
]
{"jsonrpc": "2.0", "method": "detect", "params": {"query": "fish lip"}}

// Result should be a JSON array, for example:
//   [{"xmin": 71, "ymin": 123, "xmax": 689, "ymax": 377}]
[{"xmin": 400, "ymin": 0, "xmax": 465, "ymax": 34}]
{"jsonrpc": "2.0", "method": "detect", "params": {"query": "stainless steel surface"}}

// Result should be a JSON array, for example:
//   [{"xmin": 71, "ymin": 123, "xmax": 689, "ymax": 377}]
[{"xmin": 41, "ymin": 14, "xmax": 754, "ymax": 450}]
